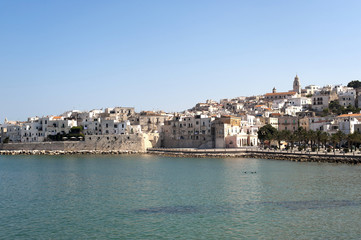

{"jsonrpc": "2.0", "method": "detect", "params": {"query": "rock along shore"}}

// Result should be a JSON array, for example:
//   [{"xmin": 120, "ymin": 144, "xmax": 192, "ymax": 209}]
[
  {"xmin": 0, "ymin": 150, "xmax": 143, "ymax": 156},
  {"xmin": 147, "ymin": 150, "xmax": 361, "ymax": 164},
  {"xmin": 1, "ymin": 149, "xmax": 361, "ymax": 164}
]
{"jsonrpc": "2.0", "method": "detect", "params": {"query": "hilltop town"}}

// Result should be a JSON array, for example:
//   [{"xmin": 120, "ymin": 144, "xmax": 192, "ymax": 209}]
[{"xmin": 2, "ymin": 76, "xmax": 361, "ymax": 151}]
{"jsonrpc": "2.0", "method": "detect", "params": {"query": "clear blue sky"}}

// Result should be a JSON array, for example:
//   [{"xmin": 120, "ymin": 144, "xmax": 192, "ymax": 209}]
[{"xmin": 1, "ymin": 0, "xmax": 361, "ymax": 120}]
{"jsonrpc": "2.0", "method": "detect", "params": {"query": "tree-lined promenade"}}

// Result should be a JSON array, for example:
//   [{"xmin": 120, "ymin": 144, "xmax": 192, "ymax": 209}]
[{"xmin": 258, "ymin": 124, "xmax": 361, "ymax": 153}]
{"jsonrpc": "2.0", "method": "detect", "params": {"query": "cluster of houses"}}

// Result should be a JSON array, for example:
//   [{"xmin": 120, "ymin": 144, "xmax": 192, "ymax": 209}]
[{"xmin": 2, "ymin": 75, "xmax": 361, "ymax": 149}]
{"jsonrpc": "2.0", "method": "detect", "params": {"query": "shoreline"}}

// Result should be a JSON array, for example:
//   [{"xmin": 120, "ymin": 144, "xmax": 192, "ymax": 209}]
[
  {"xmin": 147, "ymin": 150, "xmax": 361, "ymax": 164},
  {"xmin": 1, "ymin": 148, "xmax": 361, "ymax": 164},
  {"xmin": 0, "ymin": 150, "xmax": 143, "ymax": 155}
]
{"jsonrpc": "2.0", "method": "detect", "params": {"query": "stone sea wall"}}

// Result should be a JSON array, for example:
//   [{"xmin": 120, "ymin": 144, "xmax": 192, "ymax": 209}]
[
  {"xmin": 0, "ymin": 134, "xmax": 151, "ymax": 153},
  {"xmin": 0, "ymin": 150, "xmax": 141, "ymax": 155}
]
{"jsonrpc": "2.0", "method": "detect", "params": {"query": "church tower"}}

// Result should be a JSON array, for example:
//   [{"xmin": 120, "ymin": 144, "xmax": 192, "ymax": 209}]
[{"xmin": 293, "ymin": 75, "xmax": 301, "ymax": 94}]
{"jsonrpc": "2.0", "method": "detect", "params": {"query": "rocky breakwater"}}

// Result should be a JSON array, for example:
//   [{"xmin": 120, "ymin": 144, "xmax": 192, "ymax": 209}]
[
  {"xmin": 148, "ymin": 149, "xmax": 361, "ymax": 164},
  {"xmin": 0, "ymin": 150, "xmax": 143, "ymax": 155},
  {"xmin": 245, "ymin": 151, "xmax": 361, "ymax": 164},
  {"xmin": 147, "ymin": 150, "xmax": 248, "ymax": 158}
]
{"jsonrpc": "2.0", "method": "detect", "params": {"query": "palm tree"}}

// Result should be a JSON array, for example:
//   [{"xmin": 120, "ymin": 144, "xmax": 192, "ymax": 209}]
[
  {"xmin": 353, "ymin": 132, "xmax": 361, "ymax": 150},
  {"xmin": 316, "ymin": 130, "xmax": 322, "ymax": 151},
  {"xmin": 275, "ymin": 130, "xmax": 283, "ymax": 149},
  {"xmin": 294, "ymin": 127, "xmax": 307, "ymax": 149},
  {"xmin": 347, "ymin": 133, "xmax": 353, "ymax": 152},
  {"xmin": 289, "ymin": 131, "xmax": 297, "ymax": 150},
  {"xmin": 331, "ymin": 131, "xmax": 346, "ymax": 152},
  {"xmin": 330, "ymin": 134, "xmax": 338, "ymax": 153},
  {"xmin": 320, "ymin": 132, "xmax": 329, "ymax": 150},
  {"xmin": 281, "ymin": 130, "xmax": 292, "ymax": 149},
  {"xmin": 307, "ymin": 130, "xmax": 316, "ymax": 149},
  {"xmin": 335, "ymin": 131, "xmax": 346, "ymax": 150},
  {"xmin": 347, "ymin": 132, "xmax": 361, "ymax": 152},
  {"xmin": 275, "ymin": 130, "xmax": 291, "ymax": 150}
]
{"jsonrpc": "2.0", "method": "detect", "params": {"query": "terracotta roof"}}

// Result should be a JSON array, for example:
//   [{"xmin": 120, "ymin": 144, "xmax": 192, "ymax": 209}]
[
  {"xmin": 337, "ymin": 113, "xmax": 361, "ymax": 118},
  {"xmin": 52, "ymin": 116, "xmax": 62, "ymax": 119},
  {"xmin": 265, "ymin": 92, "xmax": 296, "ymax": 96}
]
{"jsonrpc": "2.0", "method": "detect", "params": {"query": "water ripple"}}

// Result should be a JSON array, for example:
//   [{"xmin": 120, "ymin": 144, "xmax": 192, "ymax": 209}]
[{"xmin": 249, "ymin": 200, "xmax": 361, "ymax": 210}]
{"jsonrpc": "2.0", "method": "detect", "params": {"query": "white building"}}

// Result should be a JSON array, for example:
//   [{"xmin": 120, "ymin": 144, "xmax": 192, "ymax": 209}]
[
  {"xmin": 338, "ymin": 88, "xmax": 356, "ymax": 107},
  {"xmin": 312, "ymin": 94, "xmax": 330, "ymax": 111},
  {"xmin": 335, "ymin": 113, "xmax": 361, "ymax": 134},
  {"xmin": 21, "ymin": 118, "xmax": 44, "ymax": 142},
  {"xmin": 284, "ymin": 106, "xmax": 303, "ymax": 116},
  {"xmin": 272, "ymin": 99, "xmax": 288, "ymax": 110},
  {"xmin": 304, "ymin": 85, "xmax": 320, "ymax": 95},
  {"xmin": 287, "ymin": 97, "xmax": 311, "ymax": 110},
  {"xmin": 1, "ymin": 120, "xmax": 22, "ymax": 143}
]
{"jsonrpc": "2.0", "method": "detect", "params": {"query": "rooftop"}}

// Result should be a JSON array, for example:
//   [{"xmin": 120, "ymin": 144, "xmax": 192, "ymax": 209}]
[{"xmin": 265, "ymin": 91, "xmax": 297, "ymax": 96}]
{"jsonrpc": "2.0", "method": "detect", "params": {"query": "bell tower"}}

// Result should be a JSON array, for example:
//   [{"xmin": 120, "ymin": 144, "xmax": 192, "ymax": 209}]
[{"xmin": 293, "ymin": 75, "xmax": 301, "ymax": 94}]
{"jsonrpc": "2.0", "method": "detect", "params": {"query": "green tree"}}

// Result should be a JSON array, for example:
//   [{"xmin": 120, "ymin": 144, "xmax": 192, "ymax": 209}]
[
  {"xmin": 315, "ymin": 130, "xmax": 322, "ymax": 150},
  {"xmin": 343, "ymin": 104, "xmax": 360, "ymax": 114},
  {"xmin": 331, "ymin": 131, "xmax": 346, "ymax": 151},
  {"xmin": 320, "ymin": 132, "xmax": 329, "ymax": 149},
  {"xmin": 294, "ymin": 127, "xmax": 307, "ymax": 148},
  {"xmin": 307, "ymin": 130, "xmax": 316, "ymax": 148},
  {"xmin": 347, "ymin": 132, "xmax": 361, "ymax": 152},
  {"xmin": 275, "ymin": 131, "xmax": 283, "ymax": 149},
  {"xmin": 322, "ymin": 108, "xmax": 330, "ymax": 116},
  {"xmin": 328, "ymin": 101, "xmax": 344, "ymax": 115},
  {"xmin": 347, "ymin": 80, "xmax": 361, "ymax": 89},
  {"xmin": 330, "ymin": 134, "xmax": 337, "ymax": 152},
  {"xmin": 258, "ymin": 124, "xmax": 278, "ymax": 147},
  {"xmin": 288, "ymin": 131, "xmax": 297, "ymax": 150}
]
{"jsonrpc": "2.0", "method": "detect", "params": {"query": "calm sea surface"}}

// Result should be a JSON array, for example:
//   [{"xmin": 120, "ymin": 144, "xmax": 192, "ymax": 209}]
[{"xmin": 0, "ymin": 155, "xmax": 360, "ymax": 239}]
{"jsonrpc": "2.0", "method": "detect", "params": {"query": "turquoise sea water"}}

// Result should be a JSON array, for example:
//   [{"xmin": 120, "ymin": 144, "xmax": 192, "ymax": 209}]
[{"xmin": 0, "ymin": 155, "xmax": 361, "ymax": 239}]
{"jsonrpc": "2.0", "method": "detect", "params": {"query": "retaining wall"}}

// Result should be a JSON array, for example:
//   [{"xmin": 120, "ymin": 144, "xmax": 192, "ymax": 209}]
[{"xmin": 0, "ymin": 134, "xmax": 150, "ymax": 152}]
